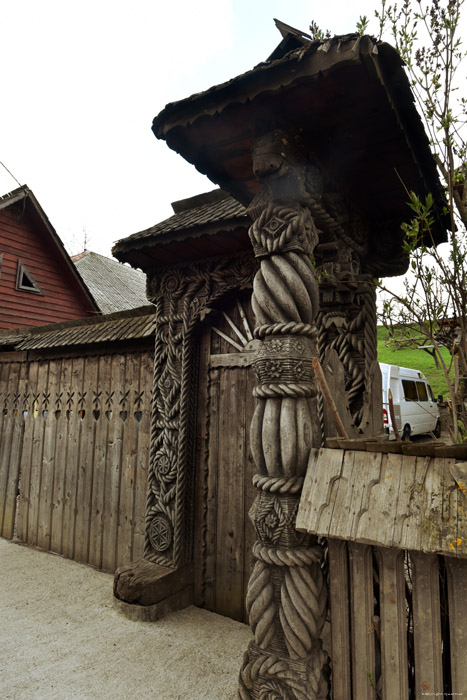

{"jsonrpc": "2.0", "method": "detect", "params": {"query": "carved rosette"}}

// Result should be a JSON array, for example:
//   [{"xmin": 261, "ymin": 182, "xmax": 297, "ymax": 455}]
[
  {"xmin": 239, "ymin": 135, "xmax": 329, "ymax": 699},
  {"xmin": 144, "ymin": 253, "xmax": 256, "ymax": 567}
]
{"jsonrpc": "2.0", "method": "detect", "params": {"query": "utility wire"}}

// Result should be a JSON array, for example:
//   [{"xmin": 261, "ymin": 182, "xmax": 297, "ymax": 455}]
[{"xmin": 0, "ymin": 160, "xmax": 23, "ymax": 189}]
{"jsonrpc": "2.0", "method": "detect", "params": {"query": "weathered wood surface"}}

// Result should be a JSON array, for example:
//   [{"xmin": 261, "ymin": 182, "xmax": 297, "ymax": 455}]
[
  {"xmin": 0, "ymin": 350, "xmax": 152, "ymax": 572},
  {"xmin": 410, "ymin": 551, "xmax": 443, "ymax": 696},
  {"xmin": 377, "ymin": 547, "xmax": 409, "ymax": 700},
  {"xmin": 297, "ymin": 447, "xmax": 467, "ymax": 557},
  {"xmin": 194, "ymin": 311, "xmax": 257, "ymax": 623},
  {"xmin": 348, "ymin": 542, "xmax": 377, "ymax": 699},
  {"xmin": 327, "ymin": 539, "xmax": 454, "ymax": 697},
  {"xmin": 327, "ymin": 539, "xmax": 352, "ymax": 699},
  {"xmin": 445, "ymin": 557, "xmax": 467, "ymax": 693},
  {"xmin": 0, "ymin": 360, "xmax": 28, "ymax": 538},
  {"xmin": 198, "ymin": 359, "xmax": 256, "ymax": 623}
]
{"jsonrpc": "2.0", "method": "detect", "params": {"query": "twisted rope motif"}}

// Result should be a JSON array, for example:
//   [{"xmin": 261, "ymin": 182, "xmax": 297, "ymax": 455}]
[
  {"xmin": 253, "ymin": 383, "xmax": 316, "ymax": 399},
  {"xmin": 246, "ymin": 561, "xmax": 276, "ymax": 649},
  {"xmin": 253, "ymin": 542, "xmax": 323, "ymax": 567},
  {"xmin": 254, "ymin": 322, "xmax": 317, "ymax": 339},
  {"xmin": 172, "ymin": 296, "xmax": 200, "ymax": 567},
  {"xmin": 252, "ymin": 474, "xmax": 304, "ymax": 494},
  {"xmin": 252, "ymin": 252, "xmax": 319, "ymax": 327},
  {"xmin": 279, "ymin": 564, "xmax": 327, "ymax": 659},
  {"xmin": 242, "ymin": 174, "xmax": 328, "ymax": 699}
]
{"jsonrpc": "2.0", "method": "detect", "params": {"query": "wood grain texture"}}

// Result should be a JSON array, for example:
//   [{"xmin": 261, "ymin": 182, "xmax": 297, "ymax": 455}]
[
  {"xmin": 445, "ymin": 557, "xmax": 467, "ymax": 694},
  {"xmin": 376, "ymin": 547, "xmax": 409, "ymax": 700},
  {"xmin": 327, "ymin": 539, "xmax": 352, "ymax": 699},
  {"xmin": 348, "ymin": 542, "xmax": 378, "ymax": 700},
  {"xmin": 410, "ymin": 551, "xmax": 443, "ymax": 696},
  {"xmin": 297, "ymin": 448, "xmax": 467, "ymax": 557},
  {"xmin": 3, "ymin": 349, "xmax": 152, "ymax": 572},
  {"xmin": 0, "ymin": 206, "xmax": 95, "ymax": 330}
]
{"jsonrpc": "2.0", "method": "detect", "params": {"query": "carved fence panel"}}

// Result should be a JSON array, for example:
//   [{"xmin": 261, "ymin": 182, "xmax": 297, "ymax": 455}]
[
  {"xmin": 0, "ymin": 349, "xmax": 152, "ymax": 572},
  {"xmin": 327, "ymin": 539, "xmax": 465, "ymax": 698}
]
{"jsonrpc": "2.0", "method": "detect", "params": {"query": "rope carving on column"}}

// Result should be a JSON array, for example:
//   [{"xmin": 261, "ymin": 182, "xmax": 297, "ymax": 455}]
[
  {"xmin": 144, "ymin": 253, "xmax": 256, "ymax": 568},
  {"xmin": 239, "ymin": 130, "xmax": 329, "ymax": 700}
]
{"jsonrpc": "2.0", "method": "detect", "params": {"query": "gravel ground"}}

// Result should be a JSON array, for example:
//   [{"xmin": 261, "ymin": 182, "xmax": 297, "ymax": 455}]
[{"xmin": 0, "ymin": 538, "xmax": 251, "ymax": 700}]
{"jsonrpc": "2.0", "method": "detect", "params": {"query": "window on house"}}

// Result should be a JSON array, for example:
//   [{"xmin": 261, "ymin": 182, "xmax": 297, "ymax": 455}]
[{"xmin": 15, "ymin": 260, "xmax": 43, "ymax": 295}]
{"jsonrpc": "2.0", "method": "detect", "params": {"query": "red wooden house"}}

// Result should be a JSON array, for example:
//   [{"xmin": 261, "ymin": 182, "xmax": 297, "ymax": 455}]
[{"xmin": 0, "ymin": 186, "xmax": 98, "ymax": 329}]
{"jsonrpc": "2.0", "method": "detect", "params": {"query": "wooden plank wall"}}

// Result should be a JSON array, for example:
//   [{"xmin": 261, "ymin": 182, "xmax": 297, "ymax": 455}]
[
  {"xmin": 0, "ymin": 350, "xmax": 152, "ymax": 572},
  {"xmin": 327, "ymin": 539, "xmax": 466, "ymax": 698},
  {"xmin": 0, "ymin": 205, "xmax": 95, "ymax": 329}
]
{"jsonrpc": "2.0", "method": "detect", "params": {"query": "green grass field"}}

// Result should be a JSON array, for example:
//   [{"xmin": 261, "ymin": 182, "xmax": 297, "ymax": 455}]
[{"xmin": 377, "ymin": 326, "xmax": 452, "ymax": 398}]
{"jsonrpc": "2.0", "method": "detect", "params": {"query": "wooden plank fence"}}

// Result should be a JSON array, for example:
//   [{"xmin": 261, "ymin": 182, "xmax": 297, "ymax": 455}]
[
  {"xmin": 326, "ymin": 539, "xmax": 467, "ymax": 697},
  {"xmin": 298, "ymin": 448, "xmax": 467, "ymax": 697},
  {"xmin": 0, "ymin": 349, "xmax": 152, "ymax": 572}
]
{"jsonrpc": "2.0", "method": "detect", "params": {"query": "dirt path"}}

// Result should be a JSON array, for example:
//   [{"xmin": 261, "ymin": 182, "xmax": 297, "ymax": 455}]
[{"xmin": 0, "ymin": 538, "xmax": 251, "ymax": 700}]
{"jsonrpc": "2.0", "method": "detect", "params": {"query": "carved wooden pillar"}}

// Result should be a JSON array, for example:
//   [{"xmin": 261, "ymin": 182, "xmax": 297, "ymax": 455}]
[
  {"xmin": 239, "ymin": 131, "xmax": 329, "ymax": 699},
  {"xmin": 144, "ymin": 255, "xmax": 256, "ymax": 568}
]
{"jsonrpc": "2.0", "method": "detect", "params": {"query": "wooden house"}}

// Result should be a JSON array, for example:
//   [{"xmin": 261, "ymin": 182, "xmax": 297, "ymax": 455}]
[{"xmin": 0, "ymin": 186, "xmax": 99, "ymax": 329}]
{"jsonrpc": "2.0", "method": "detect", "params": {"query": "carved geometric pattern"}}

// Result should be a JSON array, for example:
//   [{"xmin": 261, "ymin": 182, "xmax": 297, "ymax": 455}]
[{"xmin": 148, "ymin": 513, "xmax": 173, "ymax": 552}]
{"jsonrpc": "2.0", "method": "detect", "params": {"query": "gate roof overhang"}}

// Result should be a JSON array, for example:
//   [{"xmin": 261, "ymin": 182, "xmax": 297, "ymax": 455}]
[{"xmin": 152, "ymin": 33, "xmax": 449, "ymax": 275}]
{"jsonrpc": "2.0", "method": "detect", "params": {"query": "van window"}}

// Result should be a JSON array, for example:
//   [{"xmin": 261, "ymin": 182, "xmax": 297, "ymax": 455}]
[
  {"xmin": 427, "ymin": 385, "xmax": 435, "ymax": 401},
  {"xmin": 416, "ymin": 382, "xmax": 428, "ymax": 401},
  {"xmin": 402, "ymin": 380, "xmax": 418, "ymax": 401}
]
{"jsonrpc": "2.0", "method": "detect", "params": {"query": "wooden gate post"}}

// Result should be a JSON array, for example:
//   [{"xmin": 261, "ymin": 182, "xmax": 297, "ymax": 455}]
[{"xmin": 239, "ymin": 131, "xmax": 329, "ymax": 699}]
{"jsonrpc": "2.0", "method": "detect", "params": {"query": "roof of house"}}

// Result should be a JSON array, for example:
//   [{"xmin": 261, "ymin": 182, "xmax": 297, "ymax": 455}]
[
  {"xmin": 113, "ymin": 189, "xmax": 250, "ymax": 270},
  {"xmin": 0, "ymin": 305, "xmax": 156, "ymax": 351},
  {"xmin": 72, "ymin": 251, "xmax": 148, "ymax": 314},
  {"xmin": 0, "ymin": 185, "xmax": 100, "ymax": 313}
]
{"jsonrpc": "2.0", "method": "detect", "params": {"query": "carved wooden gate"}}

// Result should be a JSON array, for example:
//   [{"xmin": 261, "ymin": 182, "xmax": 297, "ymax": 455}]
[{"xmin": 194, "ymin": 297, "xmax": 257, "ymax": 622}]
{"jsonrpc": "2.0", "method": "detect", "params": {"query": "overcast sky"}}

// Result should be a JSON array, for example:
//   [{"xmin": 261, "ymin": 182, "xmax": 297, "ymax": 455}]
[{"xmin": 0, "ymin": 1, "xmax": 463, "ymax": 262}]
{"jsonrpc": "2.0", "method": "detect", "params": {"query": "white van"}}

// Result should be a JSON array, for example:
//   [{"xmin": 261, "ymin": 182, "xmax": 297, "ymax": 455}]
[{"xmin": 379, "ymin": 363, "xmax": 441, "ymax": 440}]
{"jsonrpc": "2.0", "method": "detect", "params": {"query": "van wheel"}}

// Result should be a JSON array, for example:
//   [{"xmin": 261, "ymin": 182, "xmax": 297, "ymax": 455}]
[
  {"xmin": 401, "ymin": 424, "xmax": 411, "ymax": 441},
  {"xmin": 433, "ymin": 419, "xmax": 441, "ymax": 438}
]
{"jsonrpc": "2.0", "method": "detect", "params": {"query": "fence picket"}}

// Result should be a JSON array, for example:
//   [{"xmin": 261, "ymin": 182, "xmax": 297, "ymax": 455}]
[
  {"xmin": 348, "ymin": 541, "xmax": 377, "ymax": 699},
  {"xmin": 410, "ymin": 551, "xmax": 443, "ymax": 697},
  {"xmin": 445, "ymin": 556, "xmax": 467, "ymax": 694},
  {"xmin": 328, "ymin": 539, "xmax": 352, "ymax": 698},
  {"xmin": 376, "ymin": 547, "xmax": 409, "ymax": 700}
]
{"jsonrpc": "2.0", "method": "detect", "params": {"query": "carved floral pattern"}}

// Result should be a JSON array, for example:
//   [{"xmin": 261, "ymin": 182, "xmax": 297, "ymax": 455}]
[{"xmin": 144, "ymin": 253, "xmax": 256, "ymax": 567}]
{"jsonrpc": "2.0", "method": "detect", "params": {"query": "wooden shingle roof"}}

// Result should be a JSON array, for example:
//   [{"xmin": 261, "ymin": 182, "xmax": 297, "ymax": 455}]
[
  {"xmin": 72, "ymin": 251, "xmax": 148, "ymax": 314},
  {"xmin": 0, "ymin": 305, "xmax": 156, "ymax": 351},
  {"xmin": 113, "ymin": 189, "xmax": 250, "ymax": 271},
  {"xmin": 153, "ymin": 31, "xmax": 449, "ymax": 276}
]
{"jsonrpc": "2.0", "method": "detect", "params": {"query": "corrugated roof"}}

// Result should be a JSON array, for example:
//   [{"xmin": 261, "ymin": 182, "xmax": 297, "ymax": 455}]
[
  {"xmin": 115, "ymin": 193, "xmax": 247, "ymax": 248},
  {"xmin": 72, "ymin": 251, "xmax": 148, "ymax": 313},
  {"xmin": 0, "ymin": 306, "xmax": 156, "ymax": 351}
]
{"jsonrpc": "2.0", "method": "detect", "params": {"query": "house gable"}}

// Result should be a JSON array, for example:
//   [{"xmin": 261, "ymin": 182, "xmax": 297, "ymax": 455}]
[{"xmin": 0, "ymin": 187, "xmax": 99, "ymax": 329}]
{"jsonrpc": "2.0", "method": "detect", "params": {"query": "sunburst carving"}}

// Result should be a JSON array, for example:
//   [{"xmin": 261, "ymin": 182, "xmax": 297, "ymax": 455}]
[{"xmin": 212, "ymin": 299, "xmax": 258, "ymax": 352}]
